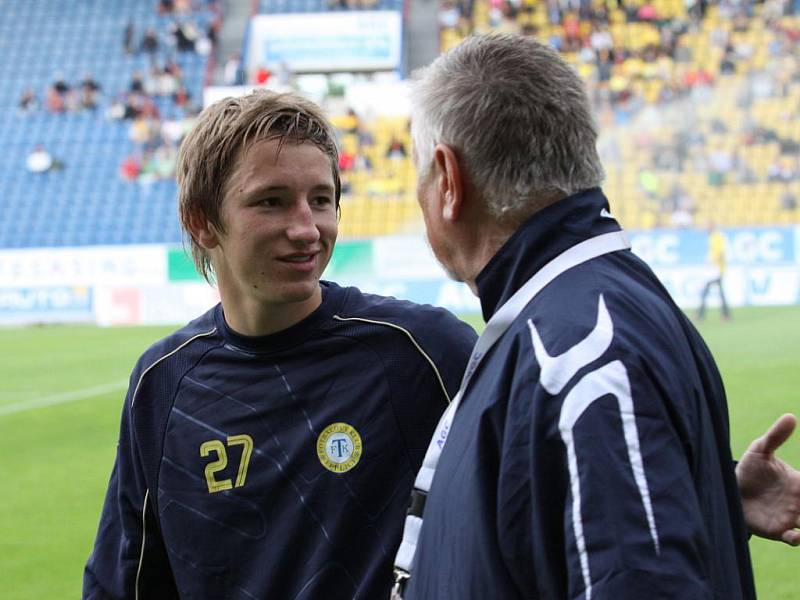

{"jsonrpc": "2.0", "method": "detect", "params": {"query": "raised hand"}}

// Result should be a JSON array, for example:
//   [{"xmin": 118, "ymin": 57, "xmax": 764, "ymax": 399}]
[{"xmin": 737, "ymin": 414, "xmax": 800, "ymax": 546}]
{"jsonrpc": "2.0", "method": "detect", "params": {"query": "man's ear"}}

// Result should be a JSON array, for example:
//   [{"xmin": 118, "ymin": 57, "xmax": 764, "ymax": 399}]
[
  {"xmin": 186, "ymin": 210, "xmax": 220, "ymax": 250},
  {"xmin": 432, "ymin": 143, "xmax": 464, "ymax": 223}
]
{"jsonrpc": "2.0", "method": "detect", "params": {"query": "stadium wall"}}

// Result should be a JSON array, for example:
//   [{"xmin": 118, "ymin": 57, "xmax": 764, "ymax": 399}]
[{"xmin": 0, "ymin": 226, "xmax": 798, "ymax": 326}]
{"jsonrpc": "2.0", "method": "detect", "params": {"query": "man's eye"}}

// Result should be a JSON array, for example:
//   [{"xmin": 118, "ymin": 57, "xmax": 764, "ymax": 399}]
[
  {"xmin": 313, "ymin": 196, "xmax": 332, "ymax": 206},
  {"xmin": 260, "ymin": 197, "xmax": 281, "ymax": 207}
]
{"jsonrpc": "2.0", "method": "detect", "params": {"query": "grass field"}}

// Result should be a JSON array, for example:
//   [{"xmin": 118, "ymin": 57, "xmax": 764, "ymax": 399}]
[{"xmin": 1, "ymin": 305, "xmax": 798, "ymax": 598}]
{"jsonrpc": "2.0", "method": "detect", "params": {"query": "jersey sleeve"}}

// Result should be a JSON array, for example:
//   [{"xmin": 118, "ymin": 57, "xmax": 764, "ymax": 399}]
[
  {"xmin": 378, "ymin": 307, "xmax": 477, "ymax": 468},
  {"xmin": 531, "ymin": 354, "xmax": 714, "ymax": 599},
  {"xmin": 410, "ymin": 308, "xmax": 477, "ymax": 398},
  {"xmin": 83, "ymin": 374, "xmax": 178, "ymax": 599}
]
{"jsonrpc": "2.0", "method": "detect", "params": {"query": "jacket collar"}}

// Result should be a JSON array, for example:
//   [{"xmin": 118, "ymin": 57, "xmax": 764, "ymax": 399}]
[{"xmin": 475, "ymin": 188, "xmax": 621, "ymax": 321}]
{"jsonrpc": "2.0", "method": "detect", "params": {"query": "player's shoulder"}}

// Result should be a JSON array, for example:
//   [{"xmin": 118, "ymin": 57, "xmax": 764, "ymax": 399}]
[
  {"xmin": 525, "ymin": 257, "xmax": 693, "ymax": 367},
  {"xmin": 332, "ymin": 283, "xmax": 477, "ymax": 346},
  {"xmin": 131, "ymin": 305, "xmax": 221, "ymax": 385}
]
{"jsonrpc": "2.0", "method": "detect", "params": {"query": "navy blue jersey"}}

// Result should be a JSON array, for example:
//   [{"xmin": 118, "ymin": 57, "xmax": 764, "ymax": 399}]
[
  {"xmin": 406, "ymin": 189, "xmax": 755, "ymax": 600},
  {"xmin": 83, "ymin": 281, "xmax": 476, "ymax": 599}
]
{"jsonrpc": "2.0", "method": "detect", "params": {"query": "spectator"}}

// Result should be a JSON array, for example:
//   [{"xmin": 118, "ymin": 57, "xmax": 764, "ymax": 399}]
[
  {"xmin": 129, "ymin": 115, "xmax": 159, "ymax": 148},
  {"xmin": 385, "ymin": 135, "xmax": 408, "ymax": 159},
  {"xmin": 81, "ymin": 73, "xmax": 101, "ymax": 93},
  {"xmin": 18, "ymin": 88, "xmax": 38, "ymax": 112},
  {"xmin": 780, "ymin": 185, "xmax": 798, "ymax": 211},
  {"xmin": 172, "ymin": 85, "xmax": 191, "ymax": 108},
  {"xmin": 130, "ymin": 71, "xmax": 145, "ymax": 94},
  {"xmin": 340, "ymin": 108, "xmax": 361, "ymax": 134},
  {"xmin": 357, "ymin": 125, "xmax": 375, "ymax": 149},
  {"xmin": 138, "ymin": 149, "xmax": 159, "ymax": 184},
  {"xmin": 123, "ymin": 20, "xmax": 135, "ymax": 54},
  {"xmin": 707, "ymin": 145, "xmax": 733, "ymax": 186},
  {"xmin": 223, "ymin": 53, "xmax": 244, "ymax": 85},
  {"xmin": 596, "ymin": 48, "xmax": 613, "ymax": 83},
  {"xmin": 79, "ymin": 87, "xmax": 98, "ymax": 110},
  {"xmin": 119, "ymin": 153, "xmax": 142, "ymax": 181},
  {"xmin": 153, "ymin": 145, "xmax": 178, "ymax": 179},
  {"xmin": 590, "ymin": 24, "xmax": 613, "ymax": 53},
  {"xmin": 52, "ymin": 73, "xmax": 70, "ymax": 95},
  {"xmin": 154, "ymin": 64, "xmax": 179, "ymax": 96},
  {"xmin": 276, "ymin": 60, "xmax": 292, "ymax": 86},
  {"xmin": 720, "ymin": 44, "xmax": 738, "ymax": 74},
  {"xmin": 64, "ymin": 88, "xmax": 82, "ymax": 112},
  {"xmin": 106, "ymin": 96, "xmax": 127, "ymax": 121},
  {"xmin": 80, "ymin": 73, "xmax": 101, "ymax": 110},
  {"xmin": 669, "ymin": 202, "xmax": 694, "ymax": 228},
  {"xmin": 440, "ymin": 0, "xmax": 461, "ymax": 28},
  {"xmin": 204, "ymin": 12, "xmax": 221, "ymax": 49},
  {"xmin": 171, "ymin": 21, "xmax": 197, "ymax": 52},
  {"xmin": 339, "ymin": 149, "xmax": 356, "ymax": 172},
  {"xmin": 253, "ymin": 65, "xmax": 272, "ymax": 85},
  {"xmin": 164, "ymin": 57, "xmax": 183, "ymax": 81},
  {"xmin": 140, "ymin": 27, "xmax": 159, "ymax": 56},
  {"xmin": 44, "ymin": 85, "xmax": 65, "ymax": 113},
  {"xmin": 768, "ymin": 157, "xmax": 797, "ymax": 182},
  {"xmin": 732, "ymin": 151, "xmax": 758, "ymax": 184},
  {"xmin": 26, "ymin": 144, "xmax": 61, "ymax": 173},
  {"xmin": 638, "ymin": 166, "xmax": 660, "ymax": 200},
  {"xmin": 195, "ymin": 33, "xmax": 212, "ymax": 56}
]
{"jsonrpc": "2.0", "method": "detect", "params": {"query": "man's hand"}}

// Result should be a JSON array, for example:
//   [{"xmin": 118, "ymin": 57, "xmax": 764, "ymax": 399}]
[{"xmin": 737, "ymin": 414, "xmax": 800, "ymax": 546}]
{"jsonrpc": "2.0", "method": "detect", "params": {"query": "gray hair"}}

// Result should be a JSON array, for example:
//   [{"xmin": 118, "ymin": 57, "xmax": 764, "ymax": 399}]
[{"xmin": 411, "ymin": 33, "xmax": 604, "ymax": 222}]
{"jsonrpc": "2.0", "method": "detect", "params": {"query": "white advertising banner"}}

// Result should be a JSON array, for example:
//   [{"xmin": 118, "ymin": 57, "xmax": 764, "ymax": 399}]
[
  {"xmin": 371, "ymin": 235, "xmax": 447, "ymax": 280},
  {"xmin": 94, "ymin": 284, "xmax": 220, "ymax": 327},
  {"xmin": 247, "ymin": 12, "xmax": 403, "ymax": 73},
  {"xmin": 652, "ymin": 266, "xmax": 800, "ymax": 309},
  {"xmin": 0, "ymin": 245, "xmax": 167, "ymax": 287}
]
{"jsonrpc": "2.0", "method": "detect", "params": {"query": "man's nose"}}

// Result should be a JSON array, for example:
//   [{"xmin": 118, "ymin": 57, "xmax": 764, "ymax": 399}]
[{"xmin": 286, "ymin": 199, "xmax": 321, "ymax": 243}]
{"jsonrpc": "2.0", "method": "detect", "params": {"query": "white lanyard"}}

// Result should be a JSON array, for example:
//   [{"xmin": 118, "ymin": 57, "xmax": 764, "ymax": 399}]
[{"xmin": 393, "ymin": 230, "xmax": 630, "ymax": 582}]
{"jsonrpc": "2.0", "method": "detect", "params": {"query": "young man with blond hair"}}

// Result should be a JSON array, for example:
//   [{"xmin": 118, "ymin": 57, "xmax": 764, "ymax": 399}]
[{"xmin": 83, "ymin": 90, "xmax": 476, "ymax": 599}]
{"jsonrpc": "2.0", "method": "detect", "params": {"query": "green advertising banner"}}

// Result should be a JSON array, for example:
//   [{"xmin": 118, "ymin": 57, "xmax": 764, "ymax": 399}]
[
  {"xmin": 168, "ymin": 247, "xmax": 203, "ymax": 282},
  {"xmin": 325, "ymin": 240, "xmax": 373, "ymax": 277}
]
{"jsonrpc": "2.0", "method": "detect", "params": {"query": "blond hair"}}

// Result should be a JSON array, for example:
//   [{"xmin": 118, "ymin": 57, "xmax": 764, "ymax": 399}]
[{"xmin": 177, "ymin": 90, "xmax": 341, "ymax": 282}]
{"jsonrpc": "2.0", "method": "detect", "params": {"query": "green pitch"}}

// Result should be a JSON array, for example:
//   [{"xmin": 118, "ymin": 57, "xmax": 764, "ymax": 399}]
[{"xmin": 1, "ymin": 306, "xmax": 798, "ymax": 598}]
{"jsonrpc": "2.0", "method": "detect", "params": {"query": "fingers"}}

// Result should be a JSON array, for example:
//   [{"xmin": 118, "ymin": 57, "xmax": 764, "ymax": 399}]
[
  {"xmin": 748, "ymin": 414, "xmax": 797, "ymax": 456},
  {"xmin": 781, "ymin": 528, "xmax": 800, "ymax": 547}
]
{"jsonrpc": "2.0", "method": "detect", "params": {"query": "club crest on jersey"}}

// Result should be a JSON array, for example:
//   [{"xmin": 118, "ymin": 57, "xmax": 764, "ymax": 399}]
[{"xmin": 317, "ymin": 422, "xmax": 363, "ymax": 473}]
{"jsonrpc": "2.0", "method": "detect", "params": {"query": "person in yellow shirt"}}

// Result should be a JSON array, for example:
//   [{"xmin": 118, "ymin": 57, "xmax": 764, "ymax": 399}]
[{"xmin": 697, "ymin": 222, "xmax": 731, "ymax": 320}]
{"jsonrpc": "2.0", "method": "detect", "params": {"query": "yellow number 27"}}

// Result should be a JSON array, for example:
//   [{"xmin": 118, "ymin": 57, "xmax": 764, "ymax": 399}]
[{"xmin": 199, "ymin": 434, "xmax": 254, "ymax": 494}]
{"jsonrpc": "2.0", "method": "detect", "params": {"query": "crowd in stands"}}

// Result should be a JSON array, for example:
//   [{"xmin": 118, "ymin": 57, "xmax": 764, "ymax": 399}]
[
  {"xmin": 269, "ymin": 0, "xmax": 800, "ymax": 233},
  {"xmin": 15, "ymin": 0, "xmax": 217, "ymax": 186},
  {"xmin": 107, "ymin": 63, "xmax": 201, "ymax": 184},
  {"xmin": 11, "ymin": 0, "xmax": 798, "ymax": 236},
  {"xmin": 326, "ymin": 0, "xmax": 382, "ymax": 8},
  {"xmin": 114, "ymin": 3, "xmax": 218, "ymax": 183},
  {"xmin": 18, "ymin": 73, "xmax": 103, "ymax": 114},
  {"xmin": 431, "ymin": 0, "xmax": 800, "ymax": 228},
  {"xmin": 321, "ymin": 0, "xmax": 799, "ymax": 231}
]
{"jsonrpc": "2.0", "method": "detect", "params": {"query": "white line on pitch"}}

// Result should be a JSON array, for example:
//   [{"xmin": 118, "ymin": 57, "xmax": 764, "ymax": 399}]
[{"xmin": 0, "ymin": 381, "xmax": 128, "ymax": 417}]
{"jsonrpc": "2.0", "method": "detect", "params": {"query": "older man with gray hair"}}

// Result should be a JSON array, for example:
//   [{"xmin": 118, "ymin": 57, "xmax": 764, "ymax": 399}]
[{"xmin": 394, "ymin": 33, "xmax": 800, "ymax": 599}]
